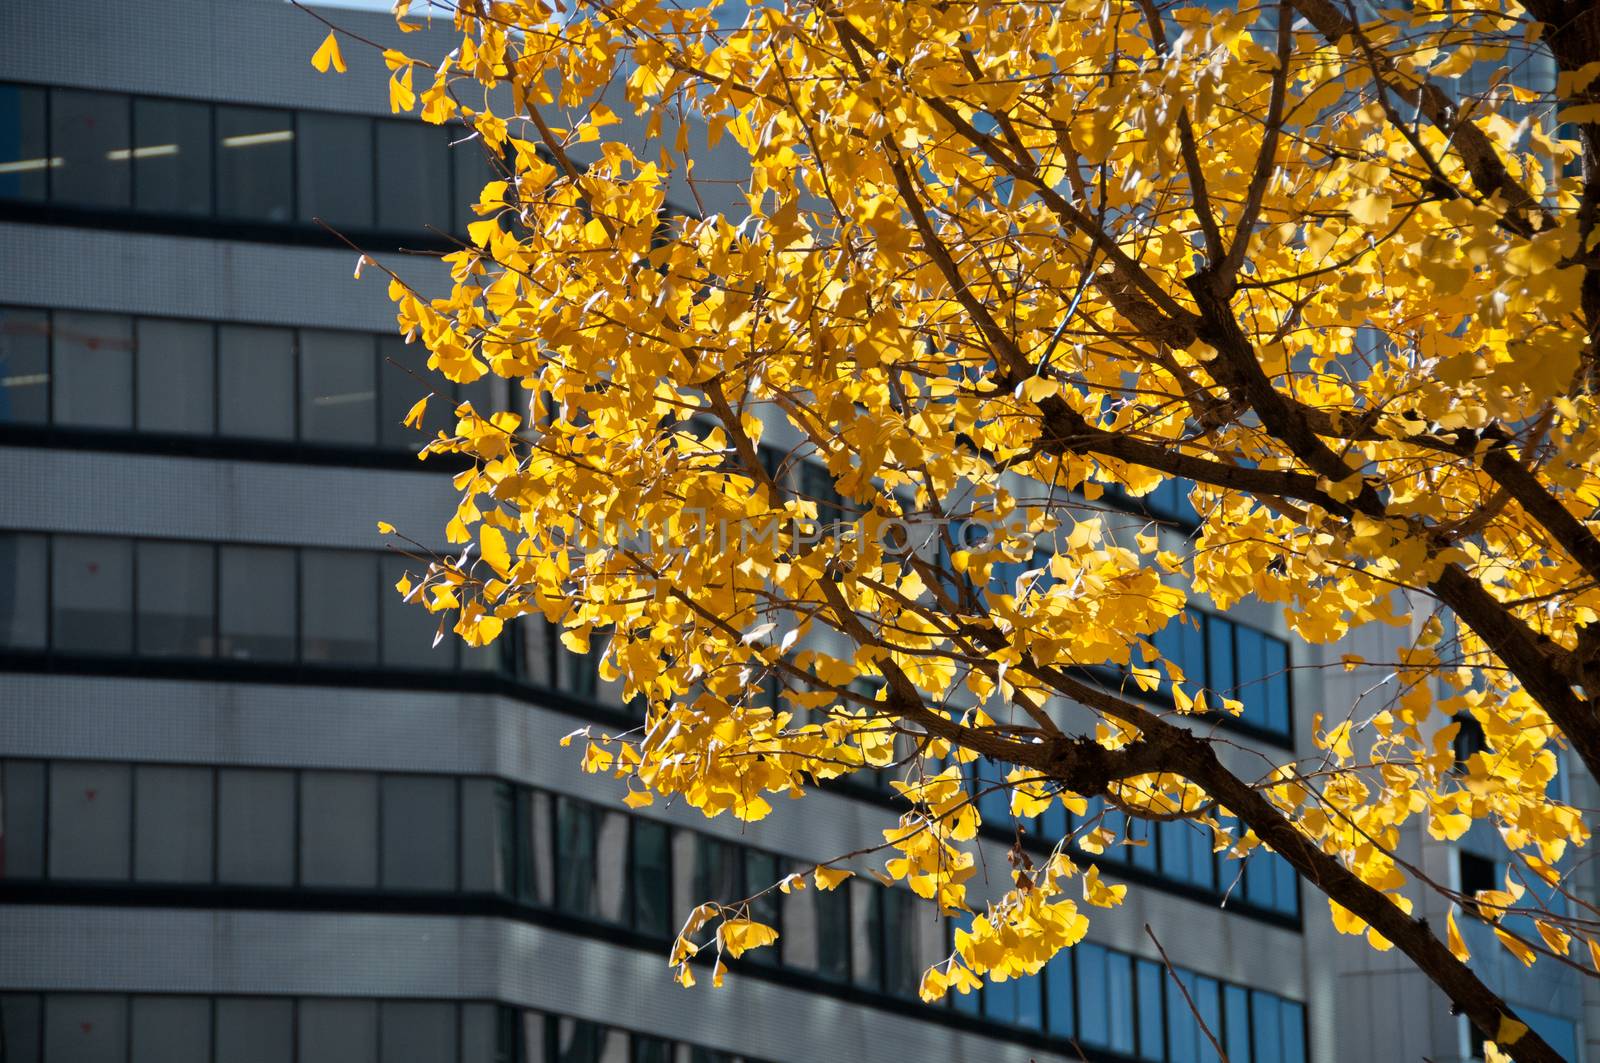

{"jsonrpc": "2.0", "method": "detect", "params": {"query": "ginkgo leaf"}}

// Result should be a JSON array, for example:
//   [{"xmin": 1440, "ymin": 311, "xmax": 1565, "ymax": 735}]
[
  {"xmin": 402, "ymin": 395, "xmax": 429, "ymax": 429},
  {"xmin": 311, "ymin": 31, "xmax": 347, "ymax": 74},
  {"xmin": 813, "ymin": 865, "xmax": 852, "ymax": 891},
  {"xmin": 1447, "ymin": 907, "xmax": 1471, "ymax": 962}
]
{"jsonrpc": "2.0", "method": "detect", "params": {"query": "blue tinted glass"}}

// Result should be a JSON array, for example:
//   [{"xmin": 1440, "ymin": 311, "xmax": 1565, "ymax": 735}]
[
  {"xmin": 1077, "ymin": 944, "xmax": 1109, "ymax": 1046},
  {"xmin": 0, "ymin": 85, "xmax": 49, "ymax": 202},
  {"xmin": 1129, "ymin": 816, "xmax": 1158, "ymax": 873},
  {"xmin": 1016, "ymin": 973, "xmax": 1043, "ymax": 1030},
  {"xmin": 1160, "ymin": 820, "xmax": 1191, "ymax": 882},
  {"xmin": 1235, "ymin": 626, "xmax": 1266, "ymax": 726},
  {"xmin": 1272, "ymin": 853, "xmax": 1299, "ymax": 916},
  {"xmin": 1263, "ymin": 637, "xmax": 1290, "ymax": 735},
  {"xmin": 1280, "ymin": 1001, "xmax": 1305, "ymax": 1063},
  {"xmin": 1250, "ymin": 993, "xmax": 1283, "ymax": 1063},
  {"xmin": 1224, "ymin": 985, "xmax": 1252, "ymax": 1063},
  {"xmin": 1189, "ymin": 822, "xmax": 1217, "ymax": 889},
  {"xmin": 950, "ymin": 982, "xmax": 980, "ymax": 1015},
  {"xmin": 1136, "ymin": 960, "xmax": 1164, "ymax": 1060},
  {"xmin": 1194, "ymin": 977, "xmax": 1221, "ymax": 1063},
  {"xmin": 1046, "ymin": 952, "xmax": 1074, "ymax": 1036},
  {"xmin": 1175, "ymin": 478, "xmax": 1200, "ymax": 523},
  {"xmin": 1167, "ymin": 969, "xmax": 1201, "ymax": 1063},
  {"xmin": 1181, "ymin": 617, "xmax": 1207, "ymax": 686},
  {"xmin": 1106, "ymin": 952, "xmax": 1135, "ymax": 1053},
  {"xmin": 1037, "ymin": 799, "xmax": 1068, "ymax": 842},
  {"xmin": 985, "ymin": 976, "xmax": 1017, "ymax": 1025},
  {"xmin": 1205, "ymin": 615, "xmax": 1234, "ymax": 696},
  {"xmin": 1245, "ymin": 851, "xmax": 1276, "ymax": 910}
]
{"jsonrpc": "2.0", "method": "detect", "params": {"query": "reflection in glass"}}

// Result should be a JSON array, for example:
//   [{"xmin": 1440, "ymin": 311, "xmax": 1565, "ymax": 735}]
[
  {"xmin": 52, "ymin": 311, "xmax": 133, "ymax": 428},
  {"xmin": 297, "ymin": 111, "xmax": 374, "ymax": 229},
  {"xmin": 0, "ymin": 84, "xmax": 50, "ymax": 201},
  {"xmin": 135, "ymin": 539, "xmax": 215, "ymax": 657},
  {"xmin": 49, "ymin": 88, "xmax": 130, "ymax": 208},
  {"xmin": 301, "ymin": 549, "xmax": 378, "ymax": 663},
  {"xmin": 0, "ymin": 532, "xmax": 46, "ymax": 648},
  {"xmin": 376, "ymin": 119, "xmax": 450, "ymax": 232},
  {"xmin": 51, "ymin": 535, "xmax": 134, "ymax": 653},
  {"xmin": 135, "ymin": 318, "xmax": 214, "ymax": 434},
  {"xmin": 131, "ymin": 98, "xmax": 211, "ymax": 216},
  {"xmin": 300, "ymin": 329, "xmax": 376, "ymax": 444},
  {"xmin": 216, "ymin": 105, "xmax": 293, "ymax": 221},
  {"xmin": 218, "ymin": 545, "xmax": 295, "ymax": 660},
  {"xmin": 218, "ymin": 324, "xmax": 294, "ymax": 439},
  {"xmin": 0, "ymin": 305, "xmax": 49, "ymax": 424}
]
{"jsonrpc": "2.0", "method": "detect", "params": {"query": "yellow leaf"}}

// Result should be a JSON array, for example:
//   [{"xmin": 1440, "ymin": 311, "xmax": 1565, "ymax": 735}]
[
  {"xmin": 481, "ymin": 525, "xmax": 512, "ymax": 578},
  {"xmin": 403, "ymin": 395, "xmax": 429, "ymax": 429},
  {"xmin": 311, "ymin": 31, "xmax": 347, "ymax": 74},
  {"xmin": 1495, "ymin": 1014, "xmax": 1530, "ymax": 1046},
  {"xmin": 623, "ymin": 790, "xmax": 654, "ymax": 809},
  {"xmin": 390, "ymin": 67, "xmax": 417, "ymax": 113},
  {"xmin": 814, "ymin": 865, "xmax": 853, "ymax": 891},
  {"xmin": 376, "ymin": 521, "xmax": 395, "ymax": 534},
  {"xmin": 1447, "ymin": 907, "xmax": 1471, "ymax": 962},
  {"xmin": 1348, "ymin": 193, "xmax": 1392, "ymax": 227},
  {"xmin": 1494, "ymin": 927, "xmax": 1537, "ymax": 967}
]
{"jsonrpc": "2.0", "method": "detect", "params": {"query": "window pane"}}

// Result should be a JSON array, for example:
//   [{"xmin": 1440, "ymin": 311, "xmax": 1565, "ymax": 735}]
[
  {"xmin": 381, "ymin": 1002, "xmax": 458, "ymax": 1063},
  {"xmin": 216, "ymin": 106, "xmax": 293, "ymax": 221},
  {"xmin": 134, "ymin": 765, "xmax": 213, "ymax": 882},
  {"xmin": 52, "ymin": 536, "xmax": 133, "ymax": 654},
  {"xmin": 1205, "ymin": 615, "xmax": 1234, "ymax": 699},
  {"xmin": 460, "ymin": 778, "xmax": 511, "ymax": 894},
  {"xmin": 1077, "ymin": 944, "xmax": 1109, "ymax": 1047},
  {"xmin": 0, "ymin": 306, "xmax": 49, "ymax": 424},
  {"xmin": 1279, "ymin": 1001, "xmax": 1305, "ymax": 1063},
  {"xmin": 52, "ymin": 311, "xmax": 133, "ymax": 429},
  {"xmin": 451, "ymin": 134, "xmax": 500, "ymax": 235},
  {"xmin": 1193, "ymin": 976, "xmax": 1222, "ymax": 1063},
  {"xmin": 693, "ymin": 836, "xmax": 741, "ymax": 905},
  {"xmin": 130, "ymin": 996, "xmax": 208, "ymax": 1063},
  {"xmin": 0, "ymin": 760, "xmax": 46, "ymax": 878},
  {"xmin": 1167, "ymin": 969, "xmax": 1201, "ymax": 1063},
  {"xmin": 814, "ymin": 879, "xmax": 851, "ymax": 982},
  {"xmin": 49, "ymin": 89, "xmax": 130, "ymax": 208},
  {"xmin": 379, "ymin": 335, "xmax": 451, "ymax": 449},
  {"xmin": 135, "ymin": 318, "xmax": 214, "ymax": 434},
  {"xmin": 131, "ymin": 98, "xmax": 211, "ymax": 216},
  {"xmin": 1224, "ymin": 985, "xmax": 1252, "ymax": 1063},
  {"xmin": 1106, "ymin": 949, "xmax": 1135, "ymax": 1053},
  {"xmin": 217, "ymin": 768, "xmax": 295, "ymax": 884},
  {"xmin": 382, "ymin": 775, "xmax": 457, "ymax": 890},
  {"xmin": 376, "ymin": 120, "xmax": 450, "ymax": 232},
  {"xmin": 301, "ymin": 550, "xmax": 378, "ymax": 663},
  {"xmin": 632, "ymin": 818, "xmax": 672, "ymax": 937},
  {"xmin": 215, "ymin": 998, "xmax": 293, "ymax": 1063},
  {"xmin": 0, "ymin": 85, "xmax": 49, "ymax": 201},
  {"xmin": 1136, "ymin": 960, "xmax": 1164, "ymax": 1061},
  {"xmin": 300, "ymin": 330, "xmax": 376, "ymax": 445},
  {"xmin": 218, "ymin": 324, "xmax": 294, "ymax": 439},
  {"xmin": 43, "ymin": 995, "xmax": 125, "ymax": 1063},
  {"xmin": 300, "ymin": 999, "xmax": 378, "ymax": 1063},
  {"xmin": 555, "ymin": 797, "xmax": 597, "ymax": 917},
  {"xmin": 1045, "ymin": 952, "xmax": 1074, "ymax": 1037},
  {"xmin": 1250, "ymin": 994, "xmax": 1282, "ymax": 1063},
  {"xmin": 381, "ymin": 554, "xmax": 454, "ymax": 669},
  {"xmin": 881, "ymin": 889, "xmax": 919, "ymax": 1000},
  {"xmin": 1, "ymin": 994, "xmax": 42, "ymax": 1063},
  {"xmin": 1263, "ymin": 637, "xmax": 1290, "ymax": 736},
  {"xmin": 301, "ymin": 771, "xmax": 378, "ymax": 886},
  {"xmin": 135, "ymin": 540, "xmax": 214, "ymax": 657},
  {"xmin": 219, "ymin": 545, "xmax": 296, "ymax": 661},
  {"xmin": 297, "ymin": 112, "xmax": 374, "ymax": 229},
  {"xmin": 0, "ymin": 532, "xmax": 47, "ymax": 649}
]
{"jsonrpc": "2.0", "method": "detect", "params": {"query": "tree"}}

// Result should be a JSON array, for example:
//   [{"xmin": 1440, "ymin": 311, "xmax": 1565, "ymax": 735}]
[{"xmin": 321, "ymin": 1, "xmax": 1600, "ymax": 1058}]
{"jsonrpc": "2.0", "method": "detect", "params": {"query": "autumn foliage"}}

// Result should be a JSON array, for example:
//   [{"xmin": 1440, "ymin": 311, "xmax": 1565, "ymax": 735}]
[{"xmin": 316, "ymin": 1, "xmax": 1600, "ymax": 1058}]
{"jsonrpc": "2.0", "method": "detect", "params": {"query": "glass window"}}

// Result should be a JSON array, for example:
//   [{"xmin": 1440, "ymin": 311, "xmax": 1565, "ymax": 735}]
[
  {"xmin": 51, "ymin": 535, "xmax": 133, "ymax": 653},
  {"xmin": 215, "ymin": 998, "xmax": 293, "ymax": 1063},
  {"xmin": 376, "ymin": 120, "xmax": 450, "ymax": 232},
  {"xmin": 378, "ymin": 335, "xmax": 451, "ymax": 449},
  {"xmin": 381, "ymin": 554, "xmax": 454, "ymax": 669},
  {"xmin": 301, "ymin": 771, "xmax": 379, "ymax": 887},
  {"xmin": 52, "ymin": 311, "xmax": 133, "ymax": 429},
  {"xmin": 301, "ymin": 999, "xmax": 378, "ymax": 1063},
  {"xmin": 693, "ymin": 836, "xmax": 741, "ymax": 905},
  {"xmin": 43, "ymin": 995, "xmax": 125, "ymax": 1063},
  {"xmin": 301, "ymin": 550, "xmax": 378, "ymax": 663},
  {"xmin": 1279, "ymin": 1000, "xmax": 1305, "ymax": 1063},
  {"xmin": 631, "ymin": 1036, "xmax": 671, "ymax": 1063},
  {"xmin": 881, "ymin": 889, "xmax": 921, "ymax": 1001},
  {"xmin": 49, "ymin": 89, "xmax": 131, "ymax": 208},
  {"xmin": 555, "ymin": 796, "xmax": 598, "ymax": 917},
  {"xmin": 1262, "ymin": 636, "xmax": 1290, "ymax": 735},
  {"xmin": 1168, "ymin": 969, "xmax": 1210, "ymax": 1063},
  {"xmin": 381, "ymin": 1001, "xmax": 458, "ymax": 1063},
  {"xmin": 218, "ymin": 324, "xmax": 294, "ymax": 439},
  {"xmin": 1224, "ymin": 985, "xmax": 1252, "ymax": 1063},
  {"xmin": 1078, "ymin": 944, "xmax": 1134, "ymax": 1053},
  {"xmin": 217, "ymin": 768, "xmax": 295, "ymax": 885},
  {"xmin": 814, "ymin": 877, "xmax": 851, "ymax": 982},
  {"xmin": 133, "ymin": 765, "xmax": 213, "ymax": 882},
  {"xmin": 0, "ymin": 532, "xmax": 47, "ymax": 649},
  {"xmin": 1045, "ymin": 951, "xmax": 1074, "ymax": 1036},
  {"xmin": 460, "ymin": 777, "xmax": 504, "ymax": 894},
  {"xmin": 130, "ymin": 996, "xmax": 208, "ymax": 1063},
  {"xmin": 381, "ymin": 775, "xmax": 457, "ymax": 890},
  {"xmin": 135, "ymin": 540, "xmax": 214, "ymax": 657},
  {"xmin": 297, "ymin": 112, "xmax": 374, "ymax": 230},
  {"xmin": 451, "ymin": 134, "xmax": 501, "ymax": 235},
  {"xmin": 1193, "ymin": 975, "xmax": 1223, "ymax": 1063},
  {"xmin": 631, "ymin": 818, "xmax": 672, "ymax": 937},
  {"xmin": 0, "ymin": 306, "xmax": 49, "ymax": 424},
  {"xmin": 1, "ymin": 993, "xmax": 42, "ymax": 1063},
  {"xmin": 0, "ymin": 760, "xmax": 46, "ymax": 878},
  {"xmin": 300, "ymin": 330, "xmax": 376, "ymax": 445},
  {"xmin": 0, "ymin": 85, "xmax": 50, "ymax": 202},
  {"xmin": 1136, "ymin": 959, "xmax": 1165, "ymax": 1061},
  {"xmin": 553, "ymin": 1018, "xmax": 627, "ymax": 1063},
  {"xmin": 130, "ymin": 98, "xmax": 211, "ymax": 216},
  {"xmin": 218, "ymin": 545, "xmax": 296, "ymax": 661},
  {"xmin": 135, "ymin": 318, "xmax": 214, "ymax": 434},
  {"xmin": 1205, "ymin": 614, "xmax": 1235, "ymax": 700},
  {"xmin": 1236, "ymin": 625, "xmax": 1269, "ymax": 729},
  {"xmin": 216, "ymin": 106, "xmax": 293, "ymax": 221},
  {"xmin": 1250, "ymin": 993, "xmax": 1282, "ymax": 1063}
]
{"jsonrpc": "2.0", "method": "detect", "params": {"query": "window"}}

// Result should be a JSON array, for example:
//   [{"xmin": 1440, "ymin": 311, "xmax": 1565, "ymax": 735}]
[
  {"xmin": 216, "ymin": 106, "xmax": 293, "ymax": 221},
  {"xmin": 218, "ymin": 324, "xmax": 295, "ymax": 439},
  {"xmin": 300, "ymin": 550, "xmax": 378, "ymax": 664},
  {"xmin": 301, "ymin": 771, "xmax": 379, "ymax": 887},
  {"xmin": 813, "ymin": 876, "xmax": 851, "ymax": 982},
  {"xmin": 217, "ymin": 768, "xmax": 295, "ymax": 885},
  {"xmin": 51, "ymin": 535, "xmax": 134, "ymax": 653},
  {"xmin": 381, "ymin": 554, "xmax": 454, "ymax": 669},
  {"xmin": 381, "ymin": 775, "xmax": 457, "ymax": 890},
  {"xmin": 376, "ymin": 120, "xmax": 450, "ymax": 232},
  {"xmin": 0, "ymin": 532, "xmax": 47, "ymax": 649},
  {"xmin": 1044, "ymin": 951, "xmax": 1074, "ymax": 1036},
  {"xmin": 300, "ymin": 999, "xmax": 378, "ymax": 1063},
  {"xmin": 744, "ymin": 849, "xmax": 782, "ymax": 965},
  {"xmin": 452, "ymin": 135, "xmax": 500, "ymax": 235},
  {"xmin": 460, "ymin": 777, "xmax": 509, "ymax": 894},
  {"xmin": 130, "ymin": 98, "xmax": 211, "ymax": 216},
  {"xmin": 218, "ymin": 545, "xmax": 296, "ymax": 661},
  {"xmin": 1136, "ymin": 959, "xmax": 1165, "ymax": 1060},
  {"xmin": 379, "ymin": 335, "xmax": 450, "ymax": 450},
  {"xmin": 1167, "ymin": 968, "xmax": 1222, "ymax": 1063},
  {"xmin": 879, "ymin": 889, "xmax": 921, "ymax": 1001},
  {"xmin": 135, "ymin": 540, "xmax": 215, "ymax": 657},
  {"xmin": 49, "ymin": 89, "xmax": 130, "ymax": 208},
  {"xmin": 1224, "ymin": 985, "xmax": 1252, "ymax": 1063},
  {"xmin": 130, "ymin": 996, "xmax": 209, "ymax": 1063},
  {"xmin": 631, "ymin": 818, "xmax": 673, "ymax": 937},
  {"xmin": 297, "ymin": 112, "xmax": 374, "ymax": 230},
  {"xmin": 135, "ymin": 318, "xmax": 214, "ymax": 434},
  {"xmin": 133, "ymin": 765, "xmax": 213, "ymax": 883},
  {"xmin": 300, "ymin": 330, "xmax": 377, "ymax": 444},
  {"xmin": 1076, "ymin": 944, "xmax": 1134, "ymax": 1053},
  {"xmin": 214, "ymin": 998, "xmax": 293, "ymax": 1063},
  {"xmin": 0, "ymin": 305, "xmax": 49, "ymax": 424},
  {"xmin": 1459, "ymin": 851, "xmax": 1499, "ymax": 916},
  {"xmin": 555, "ymin": 796, "xmax": 599, "ymax": 917},
  {"xmin": 0, "ymin": 995, "xmax": 40, "ymax": 1063},
  {"xmin": 1159, "ymin": 818, "xmax": 1216, "ymax": 890},
  {"xmin": 693, "ymin": 835, "xmax": 741, "ymax": 907},
  {"xmin": 44, "ymin": 995, "xmax": 126, "ymax": 1063},
  {"xmin": 52, "ymin": 311, "xmax": 133, "ymax": 429},
  {"xmin": 381, "ymin": 1001, "xmax": 458, "ymax": 1063},
  {"xmin": 0, "ymin": 84, "xmax": 49, "ymax": 202},
  {"xmin": 0, "ymin": 760, "xmax": 46, "ymax": 879}
]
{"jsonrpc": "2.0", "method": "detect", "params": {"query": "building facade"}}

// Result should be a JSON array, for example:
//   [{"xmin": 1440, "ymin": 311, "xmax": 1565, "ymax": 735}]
[{"xmin": 0, "ymin": 1, "xmax": 1587, "ymax": 1060}]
